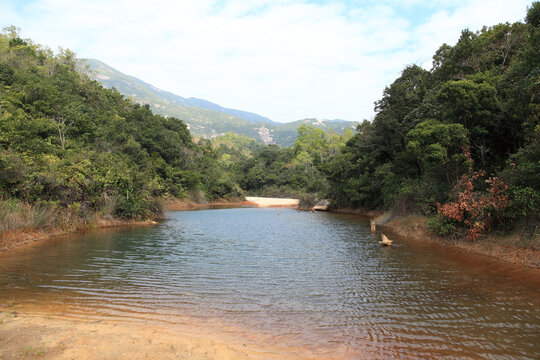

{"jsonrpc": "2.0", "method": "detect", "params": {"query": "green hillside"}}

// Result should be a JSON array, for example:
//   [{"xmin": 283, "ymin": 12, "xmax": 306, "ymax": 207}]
[
  {"xmin": 0, "ymin": 29, "xmax": 246, "ymax": 229},
  {"xmin": 85, "ymin": 59, "xmax": 262, "ymax": 139},
  {"xmin": 85, "ymin": 59, "xmax": 358, "ymax": 146}
]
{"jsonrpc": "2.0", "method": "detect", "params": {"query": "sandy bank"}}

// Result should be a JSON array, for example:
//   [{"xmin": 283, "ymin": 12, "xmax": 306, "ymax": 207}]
[
  {"xmin": 244, "ymin": 197, "xmax": 300, "ymax": 208},
  {"xmin": 0, "ymin": 307, "xmax": 335, "ymax": 360},
  {"xmin": 0, "ymin": 310, "xmax": 252, "ymax": 360}
]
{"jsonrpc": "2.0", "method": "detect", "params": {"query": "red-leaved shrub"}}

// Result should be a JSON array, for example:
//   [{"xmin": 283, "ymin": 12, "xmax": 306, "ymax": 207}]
[{"xmin": 436, "ymin": 152, "xmax": 510, "ymax": 241}]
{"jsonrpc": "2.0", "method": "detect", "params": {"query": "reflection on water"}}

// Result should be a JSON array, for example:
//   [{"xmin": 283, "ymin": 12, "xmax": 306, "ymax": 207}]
[{"xmin": 1, "ymin": 208, "xmax": 539, "ymax": 358}]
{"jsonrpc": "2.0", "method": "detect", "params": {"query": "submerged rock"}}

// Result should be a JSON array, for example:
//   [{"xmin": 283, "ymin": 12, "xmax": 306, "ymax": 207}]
[{"xmin": 313, "ymin": 199, "xmax": 329, "ymax": 211}]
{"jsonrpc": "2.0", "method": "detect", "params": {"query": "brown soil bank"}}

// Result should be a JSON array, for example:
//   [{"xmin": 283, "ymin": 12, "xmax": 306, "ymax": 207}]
[
  {"xmin": 0, "ymin": 312, "xmax": 251, "ymax": 360},
  {"xmin": 357, "ymin": 211, "xmax": 540, "ymax": 268},
  {"xmin": 0, "ymin": 199, "xmax": 248, "ymax": 253},
  {"xmin": 0, "ymin": 218, "xmax": 159, "ymax": 253},
  {"xmin": 0, "ymin": 308, "xmax": 330, "ymax": 360}
]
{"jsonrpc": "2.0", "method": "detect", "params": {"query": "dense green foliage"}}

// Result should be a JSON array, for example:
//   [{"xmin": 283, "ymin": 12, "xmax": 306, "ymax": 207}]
[
  {"xmin": 0, "ymin": 26, "xmax": 348, "ymax": 228},
  {"xmin": 1, "ymin": 4, "xmax": 538, "ymax": 245},
  {"xmin": 327, "ymin": 4, "xmax": 539, "ymax": 241},
  {"xmin": 0, "ymin": 27, "xmax": 237, "ymax": 223},
  {"xmin": 211, "ymin": 126, "xmax": 351, "ymax": 199}
]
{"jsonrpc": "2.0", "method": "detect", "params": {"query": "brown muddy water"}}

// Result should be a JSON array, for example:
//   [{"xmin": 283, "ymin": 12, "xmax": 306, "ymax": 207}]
[{"xmin": 1, "ymin": 208, "xmax": 539, "ymax": 359}]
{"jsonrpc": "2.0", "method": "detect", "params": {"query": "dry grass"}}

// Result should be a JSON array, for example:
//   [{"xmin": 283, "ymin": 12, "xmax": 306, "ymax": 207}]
[
  {"xmin": 381, "ymin": 215, "xmax": 430, "ymax": 238},
  {"xmin": 0, "ymin": 197, "xmax": 164, "ymax": 252},
  {"xmin": 454, "ymin": 231, "xmax": 540, "ymax": 268},
  {"xmin": 0, "ymin": 199, "xmax": 56, "ymax": 232}
]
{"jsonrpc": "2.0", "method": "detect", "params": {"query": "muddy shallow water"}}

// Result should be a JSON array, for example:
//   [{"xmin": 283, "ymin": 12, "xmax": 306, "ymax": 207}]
[{"xmin": 1, "ymin": 208, "xmax": 539, "ymax": 359}]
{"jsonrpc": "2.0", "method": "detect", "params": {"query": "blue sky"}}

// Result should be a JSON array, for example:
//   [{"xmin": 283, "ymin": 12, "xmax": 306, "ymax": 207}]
[{"xmin": 0, "ymin": 0, "xmax": 533, "ymax": 123}]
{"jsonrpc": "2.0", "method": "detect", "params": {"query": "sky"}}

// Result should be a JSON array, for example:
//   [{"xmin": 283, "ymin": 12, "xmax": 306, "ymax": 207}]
[{"xmin": 0, "ymin": 0, "xmax": 533, "ymax": 123}]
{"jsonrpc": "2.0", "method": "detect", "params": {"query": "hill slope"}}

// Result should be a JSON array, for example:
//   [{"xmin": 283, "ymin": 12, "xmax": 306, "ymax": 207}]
[{"xmin": 85, "ymin": 59, "xmax": 358, "ymax": 146}]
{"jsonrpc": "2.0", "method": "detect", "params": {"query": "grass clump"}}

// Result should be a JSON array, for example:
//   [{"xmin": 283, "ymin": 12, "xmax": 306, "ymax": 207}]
[{"xmin": 0, "ymin": 199, "xmax": 55, "ymax": 232}]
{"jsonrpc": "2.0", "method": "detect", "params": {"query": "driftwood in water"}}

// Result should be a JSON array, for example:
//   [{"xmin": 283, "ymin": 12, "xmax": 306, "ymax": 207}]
[{"xmin": 380, "ymin": 234, "xmax": 392, "ymax": 246}]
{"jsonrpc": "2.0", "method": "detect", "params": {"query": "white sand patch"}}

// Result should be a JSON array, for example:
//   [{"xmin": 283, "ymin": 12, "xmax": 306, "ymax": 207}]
[{"xmin": 245, "ymin": 197, "xmax": 299, "ymax": 207}]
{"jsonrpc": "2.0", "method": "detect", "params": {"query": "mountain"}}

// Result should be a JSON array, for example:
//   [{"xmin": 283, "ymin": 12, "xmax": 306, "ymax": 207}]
[
  {"xmin": 85, "ymin": 59, "xmax": 276, "ymax": 125},
  {"xmin": 179, "ymin": 97, "xmax": 277, "ymax": 125},
  {"xmin": 84, "ymin": 59, "xmax": 358, "ymax": 146}
]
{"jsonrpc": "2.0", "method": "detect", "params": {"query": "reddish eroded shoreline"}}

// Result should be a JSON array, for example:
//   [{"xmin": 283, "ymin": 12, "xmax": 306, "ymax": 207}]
[
  {"xmin": 0, "ymin": 217, "xmax": 159, "ymax": 253},
  {"xmin": 1, "ymin": 202, "xmax": 538, "ymax": 269},
  {"xmin": 0, "ymin": 301, "xmax": 357, "ymax": 360},
  {"xmin": 0, "ymin": 200, "xmax": 253, "ymax": 253},
  {"xmin": 342, "ymin": 209, "xmax": 540, "ymax": 269}
]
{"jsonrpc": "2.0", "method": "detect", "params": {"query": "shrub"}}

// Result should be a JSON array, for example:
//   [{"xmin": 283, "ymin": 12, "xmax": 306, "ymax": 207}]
[
  {"xmin": 435, "ymin": 168, "xmax": 511, "ymax": 241},
  {"xmin": 428, "ymin": 214, "xmax": 456, "ymax": 237}
]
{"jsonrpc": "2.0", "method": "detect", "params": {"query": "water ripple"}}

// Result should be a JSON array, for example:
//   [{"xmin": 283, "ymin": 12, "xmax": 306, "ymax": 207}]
[{"xmin": 1, "ymin": 208, "xmax": 539, "ymax": 359}]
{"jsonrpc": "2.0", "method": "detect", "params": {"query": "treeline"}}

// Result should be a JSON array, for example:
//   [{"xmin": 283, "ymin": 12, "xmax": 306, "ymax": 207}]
[
  {"xmin": 0, "ymin": 26, "xmax": 241, "ymax": 229},
  {"xmin": 214, "ymin": 126, "xmax": 352, "ymax": 200},
  {"xmin": 0, "ymin": 25, "xmax": 349, "ymax": 232},
  {"xmin": 1, "ymin": 3, "xmax": 538, "ymax": 245},
  {"xmin": 325, "ymin": 3, "xmax": 539, "ymax": 241}
]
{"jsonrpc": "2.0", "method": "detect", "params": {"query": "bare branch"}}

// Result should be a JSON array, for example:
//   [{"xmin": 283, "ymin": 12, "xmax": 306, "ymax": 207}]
[{"xmin": 50, "ymin": 116, "xmax": 73, "ymax": 150}]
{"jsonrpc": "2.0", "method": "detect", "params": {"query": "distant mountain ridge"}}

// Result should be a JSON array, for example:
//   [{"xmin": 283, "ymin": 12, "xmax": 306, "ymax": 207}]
[
  {"xmin": 84, "ymin": 59, "xmax": 358, "ymax": 146},
  {"xmin": 180, "ymin": 97, "xmax": 278, "ymax": 125},
  {"xmin": 86, "ymin": 59, "xmax": 276, "ymax": 125}
]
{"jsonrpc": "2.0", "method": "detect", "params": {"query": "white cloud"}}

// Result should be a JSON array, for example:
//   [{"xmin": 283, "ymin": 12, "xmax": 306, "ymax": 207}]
[{"xmin": 0, "ymin": 0, "xmax": 533, "ymax": 122}]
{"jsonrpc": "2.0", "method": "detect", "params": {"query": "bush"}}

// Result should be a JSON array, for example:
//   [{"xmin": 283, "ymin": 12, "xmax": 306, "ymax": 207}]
[
  {"xmin": 436, "ymin": 168, "xmax": 511, "ymax": 241},
  {"xmin": 428, "ymin": 215, "xmax": 457, "ymax": 237},
  {"xmin": 298, "ymin": 193, "xmax": 318, "ymax": 210},
  {"xmin": 114, "ymin": 190, "xmax": 155, "ymax": 220}
]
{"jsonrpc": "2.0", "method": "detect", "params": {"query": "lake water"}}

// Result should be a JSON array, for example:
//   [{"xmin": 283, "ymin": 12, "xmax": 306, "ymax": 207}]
[{"xmin": 1, "ymin": 208, "xmax": 539, "ymax": 358}]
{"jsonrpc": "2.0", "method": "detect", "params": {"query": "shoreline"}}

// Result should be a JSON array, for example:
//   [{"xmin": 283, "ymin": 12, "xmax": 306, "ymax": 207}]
[
  {"xmin": 0, "ymin": 217, "xmax": 160, "ymax": 253},
  {"xmin": 244, "ymin": 197, "xmax": 300, "ymax": 208},
  {"xmin": 0, "ymin": 308, "xmax": 299, "ymax": 360},
  {"xmin": 334, "ymin": 208, "xmax": 540, "ymax": 269},
  {"xmin": 0, "ymin": 205, "xmax": 538, "ymax": 359},
  {"xmin": 164, "ymin": 199, "xmax": 254, "ymax": 211},
  {"xmin": 164, "ymin": 198, "xmax": 301, "ymax": 210},
  {"xmin": 0, "ymin": 199, "xmax": 254, "ymax": 253},
  {"xmin": 0, "ymin": 197, "xmax": 299, "ymax": 253},
  {"xmin": 2, "ymin": 203, "xmax": 538, "ymax": 269}
]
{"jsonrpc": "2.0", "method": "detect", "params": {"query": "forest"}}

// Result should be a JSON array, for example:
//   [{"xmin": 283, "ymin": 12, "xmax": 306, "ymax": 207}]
[
  {"xmin": 0, "ymin": 3, "xmax": 538, "ymax": 245},
  {"xmin": 325, "ymin": 3, "xmax": 539, "ymax": 242}
]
